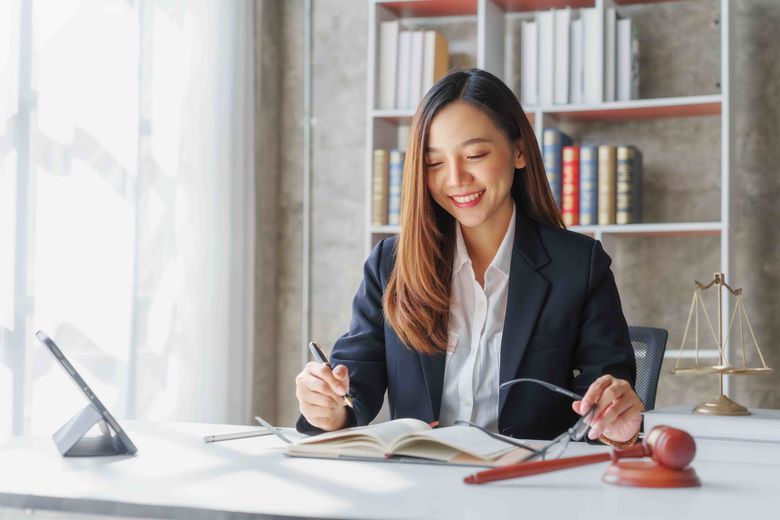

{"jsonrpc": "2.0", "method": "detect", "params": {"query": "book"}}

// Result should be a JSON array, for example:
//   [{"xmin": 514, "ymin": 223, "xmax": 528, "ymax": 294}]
[
  {"xmin": 388, "ymin": 149, "xmax": 405, "ymax": 225},
  {"xmin": 579, "ymin": 145, "xmax": 598, "ymax": 225},
  {"xmin": 690, "ymin": 437, "xmax": 780, "ymax": 466},
  {"xmin": 569, "ymin": 17, "xmax": 583, "ymax": 105},
  {"xmin": 616, "ymin": 145, "xmax": 642, "ymax": 225},
  {"xmin": 377, "ymin": 20, "xmax": 399, "ymax": 110},
  {"xmin": 422, "ymin": 31, "xmax": 449, "ymax": 96},
  {"xmin": 543, "ymin": 128, "xmax": 573, "ymax": 210},
  {"xmin": 372, "ymin": 149, "xmax": 389, "ymax": 226},
  {"xmin": 616, "ymin": 17, "xmax": 639, "ymax": 101},
  {"xmin": 597, "ymin": 145, "xmax": 617, "ymax": 225},
  {"xmin": 604, "ymin": 8, "xmax": 617, "ymax": 102},
  {"xmin": 285, "ymin": 418, "xmax": 534, "ymax": 466},
  {"xmin": 582, "ymin": 7, "xmax": 604, "ymax": 104},
  {"xmin": 644, "ymin": 405, "xmax": 780, "ymax": 443},
  {"xmin": 562, "ymin": 145, "xmax": 580, "ymax": 226},
  {"xmin": 521, "ymin": 19, "xmax": 538, "ymax": 106},
  {"xmin": 537, "ymin": 10, "xmax": 555, "ymax": 106},
  {"xmin": 396, "ymin": 31, "xmax": 412, "ymax": 110},
  {"xmin": 554, "ymin": 8, "xmax": 571, "ymax": 105},
  {"xmin": 409, "ymin": 30, "xmax": 425, "ymax": 108}
]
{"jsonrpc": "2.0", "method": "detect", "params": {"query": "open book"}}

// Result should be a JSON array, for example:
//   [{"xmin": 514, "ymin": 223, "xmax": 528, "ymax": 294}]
[{"xmin": 286, "ymin": 418, "xmax": 535, "ymax": 466}]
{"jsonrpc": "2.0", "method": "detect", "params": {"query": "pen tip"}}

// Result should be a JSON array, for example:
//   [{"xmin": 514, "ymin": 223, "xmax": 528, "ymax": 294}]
[{"xmin": 463, "ymin": 475, "xmax": 477, "ymax": 484}]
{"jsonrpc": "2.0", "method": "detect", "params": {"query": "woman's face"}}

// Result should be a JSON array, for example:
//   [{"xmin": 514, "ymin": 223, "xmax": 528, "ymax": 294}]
[{"xmin": 425, "ymin": 101, "xmax": 526, "ymax": 232}]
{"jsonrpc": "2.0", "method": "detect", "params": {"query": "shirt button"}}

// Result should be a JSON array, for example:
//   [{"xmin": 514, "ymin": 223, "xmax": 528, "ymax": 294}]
[{"xmin": 477, "ymin": 301, "xmax": 485, "ymax": 310}]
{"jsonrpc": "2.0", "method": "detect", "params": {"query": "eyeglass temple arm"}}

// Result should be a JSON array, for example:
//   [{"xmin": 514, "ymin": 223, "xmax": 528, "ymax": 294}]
[
  {"xmin": 464, "ymin": 444, "xmax": 648, "ymax": 484},
  {"xmin": 499, "ymin": 378, "xmax": 583, "ymax": 401}
]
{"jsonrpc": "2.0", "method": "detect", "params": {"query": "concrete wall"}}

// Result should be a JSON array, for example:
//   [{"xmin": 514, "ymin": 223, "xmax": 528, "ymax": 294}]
[{"xmin": 255, "ymin": 0, "xmax": 780, "ymax": 426}]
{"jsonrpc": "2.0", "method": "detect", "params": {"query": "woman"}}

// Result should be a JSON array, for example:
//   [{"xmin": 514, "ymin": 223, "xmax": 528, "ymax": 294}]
[{"xmin": 295, "ymin": 68, "xmax": 643, "ymax": 445}]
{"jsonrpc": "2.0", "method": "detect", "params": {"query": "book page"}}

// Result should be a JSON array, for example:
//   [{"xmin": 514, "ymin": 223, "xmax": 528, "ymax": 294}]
[
  {"xmin": 291, "ymin": 418, "xmax": 431, "ymax": 453},
  {"xmin": 390, "ymin": 426, "xmax": 524, "ymax": 462}
]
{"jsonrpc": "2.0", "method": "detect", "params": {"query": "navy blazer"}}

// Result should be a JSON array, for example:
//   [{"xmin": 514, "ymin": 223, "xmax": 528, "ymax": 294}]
[{"xmin": 297, "ymin": 209, "xmax": 636, "ymax": 439}]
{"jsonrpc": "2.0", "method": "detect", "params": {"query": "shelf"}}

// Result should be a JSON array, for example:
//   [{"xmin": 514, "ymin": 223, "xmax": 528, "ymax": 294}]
[
  {"xmin": 665, "ymin": 349, "xmax": 720, "ymax": 360},
  {"xmin": 370, "ymin": 225, "xmax": 402, "ymax": 234},
  {"xmin": 571, "ymin": 222, "xmax": 723, "ymax": 237},
  {"xmin": 372, "ymin": 222, "xmax": 723, "ymax": 238},
  {"xmin": 495, "ymin": 0, "xmax": 593, "ymax": 12},
  {"xmin": 374, "ymin": 96, "xmax": 720, "ymax": 123},
  {"xmin": 377, "ymin": 0, "xmax": 478, "ymax": 18},
  {"xmin": 530, "ymin": 95, "xmax": 722, "ymax": 121},
  {"xmin": 371, "ymin": 109, "xmax": 537, "ymax": 126},
  {"xmin": 378, "ymin": 0, "xmax": 686, "ymax": 18},
  {"xmin": 372, "ymin": 108, "xmax": 416, "ymax": 122}
]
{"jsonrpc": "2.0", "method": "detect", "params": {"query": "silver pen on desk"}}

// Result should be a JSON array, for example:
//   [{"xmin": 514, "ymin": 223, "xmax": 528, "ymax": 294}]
[
  {"xmin": 308, "ymin": 341, "xmax": 353, "ymax": 408},
  {"xmin": 203, "ymin": 429, "xmax": 274, "ymax": 443}
]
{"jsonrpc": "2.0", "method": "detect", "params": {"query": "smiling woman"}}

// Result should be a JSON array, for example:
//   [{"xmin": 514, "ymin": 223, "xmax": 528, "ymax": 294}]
[{"xmin": 295, "ymin": 69, "xmax": 643, "ymax": 445}]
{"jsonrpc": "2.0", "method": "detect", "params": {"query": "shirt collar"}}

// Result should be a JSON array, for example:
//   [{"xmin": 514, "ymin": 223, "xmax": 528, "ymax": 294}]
[{"xmin": 452, "ymin": 202, "xmax": 516, "ymax": 278}]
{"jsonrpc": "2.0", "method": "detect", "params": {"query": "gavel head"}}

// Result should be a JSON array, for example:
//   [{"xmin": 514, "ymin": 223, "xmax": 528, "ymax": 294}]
[{"xmin": 644, "ymin": 426, "xmax": 696, "ymax": 469}]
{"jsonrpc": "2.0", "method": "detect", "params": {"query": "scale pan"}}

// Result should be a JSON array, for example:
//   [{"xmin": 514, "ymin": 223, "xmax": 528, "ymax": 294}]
[
  {"xmin": 671, "ymin": 366, "xmax": 728, "ymax": 375},
  {"xmin": 721, "ymin": 367, "xmax": 773, "ymax": 375}
]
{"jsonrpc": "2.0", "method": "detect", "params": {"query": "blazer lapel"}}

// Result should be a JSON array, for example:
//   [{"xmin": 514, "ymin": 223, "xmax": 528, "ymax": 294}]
[
  {"xmin": 498, "ymin": 211, "xmax": 551, "ymax": 416},
  {"xmin": 419, "ymin": 353, "xmax": 446, "ymax": 421}
]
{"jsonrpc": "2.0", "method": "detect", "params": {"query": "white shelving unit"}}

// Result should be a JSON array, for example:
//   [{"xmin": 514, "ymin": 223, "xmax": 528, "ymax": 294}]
[{"xmin": 365, "ymin": 0, "xmax": 734, "ymax": 383}]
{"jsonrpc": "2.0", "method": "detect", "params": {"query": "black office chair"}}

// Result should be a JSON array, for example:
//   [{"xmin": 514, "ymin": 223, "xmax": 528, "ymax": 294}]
[{"xmin": 628, "ymin": 326, "xmax": 668, "ymax": 411}]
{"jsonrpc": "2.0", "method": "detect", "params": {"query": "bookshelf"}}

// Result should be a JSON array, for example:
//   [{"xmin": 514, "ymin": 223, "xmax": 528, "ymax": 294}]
[{"xmin": 365, "ymin": 0, "xmax": 734, "ymax": 376}]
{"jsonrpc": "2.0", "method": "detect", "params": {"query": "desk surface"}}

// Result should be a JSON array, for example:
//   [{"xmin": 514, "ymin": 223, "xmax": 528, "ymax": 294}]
[{"xmin": 1, "ymin": 421, "xmax": 778, "ymax": 520}]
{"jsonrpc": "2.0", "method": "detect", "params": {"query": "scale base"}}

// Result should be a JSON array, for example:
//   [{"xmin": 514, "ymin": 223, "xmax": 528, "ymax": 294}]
[
  {"xmin": 693, "ymin": 394, "xmax": 751, "ymax": 416},
  {"xmin": 603, "ymin": 461, "xmax": 701, "ymax": 488}
]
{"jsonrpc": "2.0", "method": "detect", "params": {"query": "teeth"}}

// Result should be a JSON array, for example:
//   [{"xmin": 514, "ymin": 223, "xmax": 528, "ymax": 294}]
[{"xmin": 453, "ymin": 191, "xmax": 483, "ymax": 203}]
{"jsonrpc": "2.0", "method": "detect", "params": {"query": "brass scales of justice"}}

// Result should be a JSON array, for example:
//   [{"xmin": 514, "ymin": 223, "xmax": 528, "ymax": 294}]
[{"xmin": 671, "ymin": 272, "xmax": 772, "ymax": 415}]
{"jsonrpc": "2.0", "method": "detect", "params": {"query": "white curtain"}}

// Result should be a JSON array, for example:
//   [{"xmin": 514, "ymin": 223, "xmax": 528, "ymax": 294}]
[{"xmin": 0, "ymin": 0, "xmax": 255, "ymax": 437}]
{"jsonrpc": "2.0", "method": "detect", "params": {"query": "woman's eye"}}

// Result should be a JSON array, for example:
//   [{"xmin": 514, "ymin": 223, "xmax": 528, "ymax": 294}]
[
  {"xmin": 426, "ymin": 162, "xmax": 442, "ymax": 169},
  {"xmin": 467, "ymin": 152, "xmax": 488, "ymax": 160}
]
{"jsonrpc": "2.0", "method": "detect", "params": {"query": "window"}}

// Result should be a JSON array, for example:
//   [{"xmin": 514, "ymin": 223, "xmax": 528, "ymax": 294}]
[{"xmin": 1, "ymin": 0, "xmax": 255, "ymax": 437}]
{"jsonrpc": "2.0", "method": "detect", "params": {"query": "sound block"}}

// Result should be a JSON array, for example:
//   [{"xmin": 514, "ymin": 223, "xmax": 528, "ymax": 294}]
[{"xmin": 603, "ymin": 460, "xmax": 701, "ymax": 488}]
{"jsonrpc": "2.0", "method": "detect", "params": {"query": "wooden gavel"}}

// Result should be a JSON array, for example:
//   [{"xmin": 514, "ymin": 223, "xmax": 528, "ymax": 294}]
[{"xmin": 464, "ymin": 426, "xmax": 696, "ymax": 485}]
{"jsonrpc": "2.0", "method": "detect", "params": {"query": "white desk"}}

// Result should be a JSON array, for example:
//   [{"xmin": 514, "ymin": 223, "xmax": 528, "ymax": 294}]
[{"xmin": 1, "ymin": 421, "xmax": 778, "ymax": 519}]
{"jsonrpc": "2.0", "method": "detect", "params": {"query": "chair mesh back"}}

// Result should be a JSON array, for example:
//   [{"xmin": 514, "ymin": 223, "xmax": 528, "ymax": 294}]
[{"xmin": 629, "ymin": 326, "xmax": 668, "ymax": 411}]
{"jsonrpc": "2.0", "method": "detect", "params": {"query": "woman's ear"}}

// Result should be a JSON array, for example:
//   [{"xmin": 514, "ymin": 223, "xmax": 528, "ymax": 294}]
[{"xmin": 514, "ymin": 139, "xmax": 527, "ymax": 169}]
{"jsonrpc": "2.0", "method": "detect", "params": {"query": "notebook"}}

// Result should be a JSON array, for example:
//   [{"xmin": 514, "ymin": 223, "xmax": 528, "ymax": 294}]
[{"xmin": 286, "ymin": 418, "xmax": 535, "ymax": 466}]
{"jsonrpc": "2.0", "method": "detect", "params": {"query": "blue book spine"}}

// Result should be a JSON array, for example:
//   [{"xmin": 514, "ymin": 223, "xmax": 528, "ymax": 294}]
[
  {"xmin": 388, "ymin": 150, "xmax": 405, "ymax": 225},
  {"xmin": 543, "ymin": 129, "xmax": 573, "ymax": 209},
  {"xmin": 579, "ymin": 145, "xmax": 599, "ymax": 225}
]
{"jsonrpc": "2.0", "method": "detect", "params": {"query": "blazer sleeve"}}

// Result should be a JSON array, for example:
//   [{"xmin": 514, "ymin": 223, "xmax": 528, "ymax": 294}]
[
  {"xmin": 296, "ymin": 239, "xmax": 390, "ymax": 434},
  {"xmin": 571, "ymin": 239, "xmax": 636, "ymax": 398}
]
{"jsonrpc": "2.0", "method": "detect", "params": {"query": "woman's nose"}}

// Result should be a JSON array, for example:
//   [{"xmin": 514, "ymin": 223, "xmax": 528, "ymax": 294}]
[{"xmin": 447, "ymin": 161, "xmax": 472, "ymax": 187}]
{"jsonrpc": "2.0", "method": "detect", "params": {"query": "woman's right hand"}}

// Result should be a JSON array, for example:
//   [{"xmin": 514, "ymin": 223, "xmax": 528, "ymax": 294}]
[{"xmin": 295, "ymin": 362, "xmax": 350, "ymax": 431}]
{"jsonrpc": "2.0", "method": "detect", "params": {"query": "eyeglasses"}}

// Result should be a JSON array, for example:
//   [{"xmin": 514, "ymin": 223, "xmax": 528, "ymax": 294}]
[{"xmin": 498, "ymin": 378, "xmax": 597, "ymax": 462}]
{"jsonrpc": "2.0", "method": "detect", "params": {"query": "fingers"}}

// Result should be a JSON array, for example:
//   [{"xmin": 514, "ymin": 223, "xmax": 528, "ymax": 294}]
[
  {"xmin": 295, "ymin": 362, "xmax": 352, "ymax": 430},
  {"xmin": 579, "ymin": 375, "xmax": 614, "ymax": 414},
  {"xmin": 580, "ymin": 376, "xmax": 643, "ymax": 440},
  {"xmin": 307, "ymin": 362, "xmax": 347, "ymax": 396},
  {"xmin": 332, "ymin": 364, "xmax": 350, "ymax": 395},
  {"xmin": 588, "ymin": 398, "xmax": 633, "ymax": 439}
]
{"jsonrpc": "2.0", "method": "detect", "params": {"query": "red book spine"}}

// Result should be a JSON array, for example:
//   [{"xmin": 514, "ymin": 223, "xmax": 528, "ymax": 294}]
[{"xmin": 562, "ymin": 146, "xmax": 580, "ymax": 226}]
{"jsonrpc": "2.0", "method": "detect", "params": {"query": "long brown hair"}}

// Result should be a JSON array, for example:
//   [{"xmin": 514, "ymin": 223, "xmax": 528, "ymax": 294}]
[{"xmin": 383, "ymin": 68, "xmax": 563, "ymax": 355}]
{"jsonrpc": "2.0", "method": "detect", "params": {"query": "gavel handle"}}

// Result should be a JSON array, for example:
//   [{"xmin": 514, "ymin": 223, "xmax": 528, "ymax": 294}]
[{"xmin": 464, "ymin": 444, "xmax": 647, "ymax": 484}]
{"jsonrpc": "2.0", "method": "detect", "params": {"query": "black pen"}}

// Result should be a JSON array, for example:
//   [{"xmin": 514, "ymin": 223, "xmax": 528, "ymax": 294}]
[{"xmin": 308, "ymin": 341, "xmax": 353, "ymax": 408}]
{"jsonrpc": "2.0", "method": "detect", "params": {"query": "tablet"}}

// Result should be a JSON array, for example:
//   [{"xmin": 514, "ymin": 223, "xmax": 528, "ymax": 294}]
[{"xmin": 36, "ymin": 330, "xmax": 137, "ymax": 455}]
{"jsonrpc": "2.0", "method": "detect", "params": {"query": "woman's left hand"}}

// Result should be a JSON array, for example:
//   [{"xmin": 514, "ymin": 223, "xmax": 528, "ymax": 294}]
[{"xmin": 572, "ymin": 375, "xmax": 644, "ymax": 442}]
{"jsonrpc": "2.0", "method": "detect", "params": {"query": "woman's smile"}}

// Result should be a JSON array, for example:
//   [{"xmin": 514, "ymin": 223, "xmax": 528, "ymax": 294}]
[{"xmin": 450, "ymin": 189, "xmax": 485, "ymax": 208}]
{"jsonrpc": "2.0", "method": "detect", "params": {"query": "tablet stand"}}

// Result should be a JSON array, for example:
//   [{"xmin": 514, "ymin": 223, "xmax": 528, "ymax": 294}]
[{"xmin": 53, "ymin": 403, "xmax": 130, "ymax": 457}]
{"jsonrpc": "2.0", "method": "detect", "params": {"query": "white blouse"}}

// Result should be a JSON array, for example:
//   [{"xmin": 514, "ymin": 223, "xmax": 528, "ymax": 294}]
[{"xmin": 438, "ymin": 203, "xmax": 515, "ymax": 433}]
